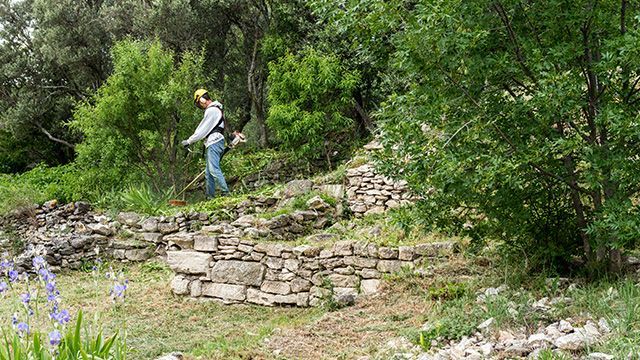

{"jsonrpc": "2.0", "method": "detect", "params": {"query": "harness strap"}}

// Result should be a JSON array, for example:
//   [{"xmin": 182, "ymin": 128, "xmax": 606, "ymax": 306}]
[{"xmin": 205, "ymin": 104, "xmax": 225, "ymax": 139}]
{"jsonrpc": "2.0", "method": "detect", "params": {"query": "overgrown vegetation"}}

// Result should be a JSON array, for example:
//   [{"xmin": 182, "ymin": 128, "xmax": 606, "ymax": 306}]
[
  {"xmin": 374, "ymin": 0, "xmax": 640, "ymax": 273},
  {"xmin": 2, "ymin": 0, "xmax": 640, "ymax": 277}
]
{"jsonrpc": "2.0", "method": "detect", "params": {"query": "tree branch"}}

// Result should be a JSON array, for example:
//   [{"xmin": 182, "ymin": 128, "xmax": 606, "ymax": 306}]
[
  {"xmin": 36, "ymin": 124, "xmax": 75, "ymax": 149},
  {"xmin": 621, "ymin": 0, "xmax": 627, "ymax": 34},
  {"xmin": 492, "ymin": 1, "xmax": 537, "ymax": 83}
]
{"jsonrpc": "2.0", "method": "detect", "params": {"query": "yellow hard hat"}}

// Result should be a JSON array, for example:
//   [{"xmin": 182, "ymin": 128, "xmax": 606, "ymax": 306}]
[{"xmin": 193, "ymin": 88, "xmax": 208, "ymax": 107}]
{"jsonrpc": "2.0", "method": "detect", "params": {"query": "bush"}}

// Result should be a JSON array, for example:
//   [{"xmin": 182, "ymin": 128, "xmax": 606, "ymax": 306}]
[
  {"xmin": 267, "ymin": 48, "xmax": 359, "ymax": 169},
  {"xmin": 70, "ymin": 39, "xmax": 206, "ymax": 193}
]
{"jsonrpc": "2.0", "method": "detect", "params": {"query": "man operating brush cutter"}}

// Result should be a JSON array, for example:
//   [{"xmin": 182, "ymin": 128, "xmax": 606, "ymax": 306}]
[{"xmin": 181, "ymin": 89, "xmax": 246, "ymax": 199}]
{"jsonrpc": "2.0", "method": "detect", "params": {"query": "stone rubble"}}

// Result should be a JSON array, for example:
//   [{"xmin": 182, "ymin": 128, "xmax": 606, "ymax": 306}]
[
  {"xmin": 346, "ymin": 164, "xmax": 414, "ymax": 217},
  {"xmin": 402, "ymin": 302, "xmax": 613, "ymax": 360}
]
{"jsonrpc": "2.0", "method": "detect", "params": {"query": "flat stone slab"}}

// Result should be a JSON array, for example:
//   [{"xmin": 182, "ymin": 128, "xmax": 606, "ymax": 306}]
[
  {"xmin": 202, "ymin": 282, "xmax": 247, "ymax": 301},
  {"xmin": 167, "ymin": 251, "xmax": 211, "ymax": 274},
  {"xmin": 210, "ymin": 260, "xmax": 265, "ymax": 286}
]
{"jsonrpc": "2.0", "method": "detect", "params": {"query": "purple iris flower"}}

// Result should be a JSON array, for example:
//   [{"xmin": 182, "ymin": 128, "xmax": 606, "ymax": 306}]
[
  {"xmin": 111, "ymin": 283, "xmax": 127, "ymax": 299},
  {"xmin": 0, "ymin": 281, "xmax": 7, "ymax": 293},
  {"xmin": 38, "ymin": 268, "xmax": 55, "ymax": 282},
  {"xmin": 0, "ymin": 259, "xmax": 11, "ymax": 271},
  {"xmin": 48, "ymin": 330, "xmax": 62, "ymax": 346},
  {"xmin": 51, "ymin": 309, "xmax": 71, "ymax": 325},
  {"xmin": 8, "ymin": 270, "xmax": 18, "ymax": 282},
  {"xmin": 20, "ymin": 293, "xmax": 31, "ymax": 304},
  {"xmin": 16, "ymin": 322, "xmax": 29, "ymax": 335},
  {"xmin": 47, "ymin": 292, "xmax": 58, "ymax": 302},
  {"xmin": 11, "ymin": 313, "xmax": 18, "ymax": 326},
  {"xmin": 32, "ymin": 256, "xmax": 46, "ymax": 269}
]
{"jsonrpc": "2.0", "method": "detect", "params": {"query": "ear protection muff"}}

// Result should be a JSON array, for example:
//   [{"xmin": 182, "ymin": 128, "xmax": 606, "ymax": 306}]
[{"xmin": 199, "ymin": 97, "xmax": 206, "ymax": 105}]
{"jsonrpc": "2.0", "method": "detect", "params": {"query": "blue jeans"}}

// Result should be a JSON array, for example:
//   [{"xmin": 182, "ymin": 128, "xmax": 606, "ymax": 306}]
[{"xmin": 205, "ymin": 140, "xmax": 229, "ymax": 198}]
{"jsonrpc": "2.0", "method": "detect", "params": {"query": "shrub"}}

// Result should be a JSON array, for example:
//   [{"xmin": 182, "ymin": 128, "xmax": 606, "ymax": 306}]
[
  {"xmin": 267, "ymin": 48, "xmax": 359, "ymax": 169},
  {"xmin": 377, "ymin": 0, "xmax": 640, "ymax": 273},
  {"xmin": 70, "ymin": 39, "xmax": 206, "ymax": 193}
]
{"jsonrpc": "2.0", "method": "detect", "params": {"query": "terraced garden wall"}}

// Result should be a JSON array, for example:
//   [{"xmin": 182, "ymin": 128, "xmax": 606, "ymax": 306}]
[{"xmin": 168, "ymin": 230, "xmax": 454, "ymax": 307}]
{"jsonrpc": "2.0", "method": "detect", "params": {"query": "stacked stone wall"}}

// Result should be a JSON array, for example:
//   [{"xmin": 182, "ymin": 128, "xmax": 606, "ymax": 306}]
[
  {"xmin": 346, "ymin": 164, "xmax": 413, "ymax": 216},
  {"xmin": 169, "ymin": 230, "xmax": 454, "ymax": 307},
  {"xmin": 0, "ymin": 194, "xmax": 338, "ymax": 271},
  {"xmin": 1, "ymin": 150, "xmax": 414, "ymax": 278}
]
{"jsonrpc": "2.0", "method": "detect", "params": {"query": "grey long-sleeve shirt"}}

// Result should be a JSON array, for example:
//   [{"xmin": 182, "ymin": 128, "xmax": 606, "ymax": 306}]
[{"xmin": 185, "ymin": 102, "xmax": 224, "ymax": 148}]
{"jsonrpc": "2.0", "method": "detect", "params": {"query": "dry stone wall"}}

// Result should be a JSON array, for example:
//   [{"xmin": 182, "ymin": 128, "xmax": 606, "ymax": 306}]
[
  {"xmin": 169, "ymin": 231, "xmax": 454, "ymax": 307},
  {"xmin": 344, "ymin": 140, "xmax": 416, "ymax": 216},
  {"xmin": 0, "ymin": 193, "xmax": 339, "ymax": 271},
  {"xmin": 346, "ymin": 164, "xmax": 413, "ymax": 216},
  {"xmin": 1, "ymin": 151, "xmax": 414, "ymax": 283}
]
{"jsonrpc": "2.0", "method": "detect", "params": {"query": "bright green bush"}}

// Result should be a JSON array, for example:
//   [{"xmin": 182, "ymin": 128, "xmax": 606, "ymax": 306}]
[
  {"xmin": 267, "ymin": 48, "xmax": 359, "ymax": 168},
  {"xmin": 71, "ymin": 39, "xmax": 206, "ymax": 193}
]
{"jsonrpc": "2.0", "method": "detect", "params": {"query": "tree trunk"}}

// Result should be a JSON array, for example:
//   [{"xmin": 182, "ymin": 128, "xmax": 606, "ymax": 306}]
[{"xmin": 246, "ymin": 29, "xmax": 268, "ymax": 147}]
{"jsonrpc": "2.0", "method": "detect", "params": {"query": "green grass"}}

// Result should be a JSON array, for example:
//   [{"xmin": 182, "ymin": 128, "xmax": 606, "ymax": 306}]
[
  {"xmin": 323, "ymin": 212, "xmax": 461, "ymax": 247},
  {"xmin": 0, "ymin": 261, "xmax": 324, "ymax": 360}
]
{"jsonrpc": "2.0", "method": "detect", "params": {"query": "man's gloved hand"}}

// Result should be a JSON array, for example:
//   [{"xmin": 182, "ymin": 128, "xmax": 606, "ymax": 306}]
[{"xmin": 181, "ymin": 140, "xmax": 190, "ymax": 149}]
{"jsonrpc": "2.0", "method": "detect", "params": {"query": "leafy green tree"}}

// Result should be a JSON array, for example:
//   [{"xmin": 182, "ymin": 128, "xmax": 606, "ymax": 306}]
[
  {"xmin": 71, "ymin": 39, "xmax": 205, "ymax": 192},
  {"xmin": 267, "ymin": 48, "xmax": 358, "ymax": 168},
  {"xmin": 378, "ymin": 0, "xmax": 640, "ymax": 272},
  {"xmin": 309, "ymin": 0, "xmax": 411, "ymax": 134}
]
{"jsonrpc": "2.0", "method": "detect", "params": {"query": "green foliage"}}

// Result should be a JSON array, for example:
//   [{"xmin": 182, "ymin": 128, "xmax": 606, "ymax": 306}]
[
  {"xmin": 0, "ymin": 174, "xmax": 38, "ymax": 215},
  {"xmin": 377, "ymin": 0, "xmax": 640, "ymax": 272},
  {"xmin": 221, "ymin": 148, "xmax": 297, "ymax": 188},
  {"xmin": 318, "ymin": 277, "xmax": 343, "ymax": 312},
  {"xmin": 0, "ymin": 162, "xmax": 144, "ymax": 215},
  {"xmin": 120, "ymin": 183, "xmax": 172, "ymax": 216},
  {"xmin": 427, "ymin": 282, "xmax": 468, "ymax": 301},
  {"xmin": 267, "ymin": 48, "xmax": 359, "ymax": 167},
  {"xmin": 0, "ymin": 164, "xmax": 83, "ymax": 214},
  {"xmin": 71, "ymin": 39, "xmax": 205, "ymax": 192}
]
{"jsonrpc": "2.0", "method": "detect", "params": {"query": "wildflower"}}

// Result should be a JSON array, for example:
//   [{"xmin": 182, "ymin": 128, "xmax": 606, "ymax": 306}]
[
  {"xmin": 16, "ymin": 322, "xmax": 29, "ymax": 336},
  {"xmin": 51, "ymin": 309, "xmax": 71, "ymax": 325},
  {"xmin": 46, "ymin": 281, "xmax": 57, "ymax": 294},
  {"xmin": 11, "ymin": 313, "xmax": 18, "ymax": 326},
  {"xmin": 0, "ymin": 281, "xmax": 7, "ymax": 294},
  {"xmin": 32, "ymin": 256, "xmax": 46, "ymax": 270},
  {"xmin": 8, "ymin": 270, "xmax": 18, "ymax": 282},
  {"xmin": 110, "ymin": 283, "xmax": 127, "ymax": 300},
  {"xmin": 47, "ymin": 292, "xmax": 59, "ymax": 303},
  {"xmin": 0, "ymin": 258, "xmax": 11, "ymax": 272},
  {"xmin": 48, "ymin": 330, "xmax": 62, "ymax": 346},
  {"xmin": 39, "ymin": 268, "xmax": 55, "ymax": 283},
  {"xmin": 20, "ymin": 293, "xmax": 31, "ymax": 304}
]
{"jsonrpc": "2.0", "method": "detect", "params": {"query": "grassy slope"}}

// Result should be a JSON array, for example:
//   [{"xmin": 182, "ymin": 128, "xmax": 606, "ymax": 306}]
[{"xmin": 1, "ymin": 247, "xmax": 638, "ymax": 359}]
